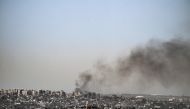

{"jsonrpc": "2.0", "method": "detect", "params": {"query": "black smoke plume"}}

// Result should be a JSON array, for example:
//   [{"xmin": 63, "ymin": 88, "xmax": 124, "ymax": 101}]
[{"xmin": 77, "ymin": 37, "xmax": 190, "ymax": 95}]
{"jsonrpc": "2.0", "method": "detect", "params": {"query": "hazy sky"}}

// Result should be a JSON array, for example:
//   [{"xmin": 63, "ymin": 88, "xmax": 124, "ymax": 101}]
[{"xmin": 0, "ymin": 0, "xmax": 189, "ymax": 92}]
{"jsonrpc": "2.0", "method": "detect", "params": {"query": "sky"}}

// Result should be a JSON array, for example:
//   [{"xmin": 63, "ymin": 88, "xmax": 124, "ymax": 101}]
[{"xmin": 0, "ymin": 0, "xmax": 189, "ymax": 92}]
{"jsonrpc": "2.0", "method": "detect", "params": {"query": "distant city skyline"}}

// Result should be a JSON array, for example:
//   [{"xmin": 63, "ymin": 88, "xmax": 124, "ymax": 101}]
[{"xmin": 0, "ymin": 0, "xmax": 189, "ymax": 94}]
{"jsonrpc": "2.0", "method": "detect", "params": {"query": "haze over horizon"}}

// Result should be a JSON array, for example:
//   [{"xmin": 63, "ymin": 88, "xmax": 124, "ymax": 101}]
[{"xmin": 0, "ymin": 0, "xmax": 190, "ymax": 95}]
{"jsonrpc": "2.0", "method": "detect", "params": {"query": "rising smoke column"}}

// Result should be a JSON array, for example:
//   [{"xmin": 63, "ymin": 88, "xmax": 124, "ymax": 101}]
[{"xmin": 77, "ymin": 37, "xmax": 190, "ymax": 95}]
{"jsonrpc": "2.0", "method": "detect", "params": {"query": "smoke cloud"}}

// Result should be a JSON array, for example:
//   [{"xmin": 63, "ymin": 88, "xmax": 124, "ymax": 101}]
[{"xmin": 77, "ymin": 37, "xmax": 190, "ymax": 95}]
